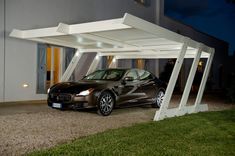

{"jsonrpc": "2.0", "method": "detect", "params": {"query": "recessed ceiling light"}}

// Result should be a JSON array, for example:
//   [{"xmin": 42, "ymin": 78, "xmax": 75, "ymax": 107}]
[
  {"xmin": 77, "ymin": 37, "xmax": 83, "ymax": 43},
  {"xmin": 96, "ymin": 42, "xmax": 103, "ymax": 48}
]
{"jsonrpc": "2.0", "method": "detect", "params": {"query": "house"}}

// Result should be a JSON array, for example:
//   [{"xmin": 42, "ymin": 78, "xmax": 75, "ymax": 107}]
[{"xmin": 0, "ymin": 0, "xmax": 228, "ymax": 102}]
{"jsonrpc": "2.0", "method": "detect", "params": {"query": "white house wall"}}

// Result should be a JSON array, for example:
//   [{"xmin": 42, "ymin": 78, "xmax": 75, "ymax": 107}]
[
  {"xmin": 0, "ymin": 0, "xmax": 5, "ymax": 102},
  {"xmin": 2, "ymin": 0, "xmax": 156, "ymax": 102}
]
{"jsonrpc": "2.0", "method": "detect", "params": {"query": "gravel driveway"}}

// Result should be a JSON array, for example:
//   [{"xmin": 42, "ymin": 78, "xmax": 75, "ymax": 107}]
[{"xmin": 0, "ymin": 95, "xmax": 234, "ymax": 156}]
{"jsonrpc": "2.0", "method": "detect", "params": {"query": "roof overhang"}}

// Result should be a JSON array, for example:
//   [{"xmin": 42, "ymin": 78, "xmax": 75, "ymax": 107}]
[{"xmin": 10, "ymin": 13, "xmax": 212, "ymax": 58}]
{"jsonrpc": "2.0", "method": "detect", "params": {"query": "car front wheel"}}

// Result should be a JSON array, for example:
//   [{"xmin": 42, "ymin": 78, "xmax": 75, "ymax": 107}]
[{"xmin": 97, "ymin": 91, "xmax": 114, "ymax": 116}]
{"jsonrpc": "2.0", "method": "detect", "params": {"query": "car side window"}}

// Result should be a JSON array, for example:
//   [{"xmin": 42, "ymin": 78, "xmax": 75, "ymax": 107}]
[
  {"xmin": 125, "ymin": 70, "xmax": 138, "ymax": 80},
  {"xmin": 84, "ymin": 70, "xmax": 105, "ymax": 80},
  {"xmin": 138, "ymin": 70, "xmax": 154, "ymax": 80}
]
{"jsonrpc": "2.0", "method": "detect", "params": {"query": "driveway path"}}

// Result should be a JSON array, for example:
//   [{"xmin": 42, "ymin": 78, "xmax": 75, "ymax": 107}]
[{"xmin": 0, "ymin": 95, "xmax": 234, "ymax": 155}]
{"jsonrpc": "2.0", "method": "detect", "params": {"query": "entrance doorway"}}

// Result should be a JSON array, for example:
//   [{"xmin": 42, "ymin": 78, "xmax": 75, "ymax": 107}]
[
  {"xmin": 46, "ymin": 47, "xmax": 61, "ymax": 89},
  {"xmin": 37, "ymin": 44, "xmax": 75, "ymax": 94},
  {"xmin": 135, "ymin": 59, "xmax": 145, "ymax": 69}
]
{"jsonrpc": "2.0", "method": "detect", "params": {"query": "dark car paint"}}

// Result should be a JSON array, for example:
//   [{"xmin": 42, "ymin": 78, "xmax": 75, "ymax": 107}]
[{"xmin": 47, "ymin": 68, "xmax": 166, "ymax": 110}]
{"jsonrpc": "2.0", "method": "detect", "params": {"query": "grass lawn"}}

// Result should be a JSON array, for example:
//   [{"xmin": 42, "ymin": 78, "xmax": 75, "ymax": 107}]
[{"xmin": 29, "ymin": 108, "xmax": 235, "ymax": 156}]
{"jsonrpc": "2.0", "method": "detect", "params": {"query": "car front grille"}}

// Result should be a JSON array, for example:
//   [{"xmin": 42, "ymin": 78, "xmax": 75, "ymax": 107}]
[{"xmin": 49, "ymin": 93, "xmax": 72, "ymax": 103}]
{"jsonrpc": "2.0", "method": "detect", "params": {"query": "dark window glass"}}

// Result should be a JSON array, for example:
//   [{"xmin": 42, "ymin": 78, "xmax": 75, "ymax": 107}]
[
  {"xmin": 103, "ymin": 70, "xmax": 124, "ymax": 80},
  {"xmin": 138, "ymin": 70, "xmax": 154, "ymax": 80},
  {"xmin": 84, "ymin": 70, "xmax": 106, "ymax": 80},
  {"xmin": 126, "ymin": 70, "xmax": 138, "ymax": 80},
  {"xmin": 83, "ymin": 69, "xmax": 125, "ymax": 81}
]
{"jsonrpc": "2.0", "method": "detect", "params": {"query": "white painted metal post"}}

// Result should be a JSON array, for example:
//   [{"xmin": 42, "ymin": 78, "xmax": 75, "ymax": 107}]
[
  {"xmin": 178, "ymin": 46, "xmax": 202, "ymax": 112},
  {"xmin": 86, "ymin": 53, "xmax": 101, "ymax": 75},
  {"xmin": 50, "ymin": 47, "xmax": 54, "ymax": 86},
  {"xmin": 60, "ymin": 50, "xmax": 82, "ymax": 82},
  {"xmin": 154, "ymin": 38, "xmax": 189, "ymax": 121},
  {"xmin": 109, "ymin": 57, "xmax": 117, "ymax": 68},
  {"xmin": 194, "ymin": 48, "xmax": 214, "ymax": 112}
]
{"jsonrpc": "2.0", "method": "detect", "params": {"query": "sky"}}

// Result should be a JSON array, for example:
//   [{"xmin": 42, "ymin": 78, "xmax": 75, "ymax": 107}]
[{"xmin": 164, "ymin": 0, "xmax": 235, "ymax": 55}]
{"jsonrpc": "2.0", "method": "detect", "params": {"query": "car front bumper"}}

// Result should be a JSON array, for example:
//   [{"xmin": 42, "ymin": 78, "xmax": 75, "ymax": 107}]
[{"xmin": 47, "ymin": 93, "xmax": 97, "ymax": 110}]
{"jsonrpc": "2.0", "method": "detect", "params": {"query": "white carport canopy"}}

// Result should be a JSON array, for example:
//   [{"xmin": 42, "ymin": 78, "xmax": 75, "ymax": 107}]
[{"xmin": 10, "ymin": 13, "xmax": 214, "ymax": 121}]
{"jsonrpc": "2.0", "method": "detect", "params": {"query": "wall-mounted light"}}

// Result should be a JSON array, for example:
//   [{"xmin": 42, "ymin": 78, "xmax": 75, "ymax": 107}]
[
  {"xmin": 22, "ymin": 83, "xmax": 29, "ymax": 88},
  {"xmin": 112, "ymin": 58, "xmax": 116, "ymax": 63},
  {"xmin": 198, "ymin": 61, "xmax": 203, "ymax": 66}
]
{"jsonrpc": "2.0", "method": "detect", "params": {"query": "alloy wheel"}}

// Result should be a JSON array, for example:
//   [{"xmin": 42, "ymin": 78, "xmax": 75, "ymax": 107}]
[{"xmin": 98, "ymin": 92, "xmax": 114, "ymax": 116}]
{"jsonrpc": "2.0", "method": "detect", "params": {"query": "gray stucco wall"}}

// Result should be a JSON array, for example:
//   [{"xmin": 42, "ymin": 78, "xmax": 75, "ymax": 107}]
[
  {"xmin": 0, "ymin": 0, "xmax": 5, "ymax": 102},
  {"xmin": 3, "ymin": 0, "xmax": 156, "ymax": 102}
]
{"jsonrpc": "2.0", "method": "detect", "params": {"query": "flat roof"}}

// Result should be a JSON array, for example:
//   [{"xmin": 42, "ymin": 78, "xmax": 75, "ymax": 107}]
[{"xmin": 10, "ymin": 13, "xmax": 212, "ymax": 58}]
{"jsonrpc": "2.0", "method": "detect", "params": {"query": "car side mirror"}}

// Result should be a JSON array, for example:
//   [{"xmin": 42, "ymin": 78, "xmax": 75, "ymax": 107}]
[
  {"xmin": 121, "ymin": 76, "xmax": 134, "ymax": 85},
  {"xmin": 124, "ymin": 76, "xmax": 134, "ymax": 81}
]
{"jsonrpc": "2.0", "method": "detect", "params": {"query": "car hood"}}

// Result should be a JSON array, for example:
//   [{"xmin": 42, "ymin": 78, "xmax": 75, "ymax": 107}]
[{"xmin": 50, "ymin": 80, "xmax": 109, "ymax": 94}]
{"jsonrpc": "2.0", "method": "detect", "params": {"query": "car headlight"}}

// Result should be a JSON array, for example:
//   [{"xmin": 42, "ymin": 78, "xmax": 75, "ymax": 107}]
[
  {"xmin": 76, "ymin": 89, "xmax": 94, "ymax": 96},
  {"xmin": 47, "ymin": 88, "xmax": 50, "ymax": 94}
]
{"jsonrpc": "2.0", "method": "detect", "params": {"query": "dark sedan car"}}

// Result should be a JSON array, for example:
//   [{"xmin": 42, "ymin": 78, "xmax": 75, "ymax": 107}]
[{"xmin": 47, "ymin": 68, "xmax": 166, "ymax": 116}]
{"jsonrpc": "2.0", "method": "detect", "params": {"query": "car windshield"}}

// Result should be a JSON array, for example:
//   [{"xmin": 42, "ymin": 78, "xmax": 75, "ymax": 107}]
[{"xmin": 83, "ymin": 69, "xmax": 125, "ymax": 81}]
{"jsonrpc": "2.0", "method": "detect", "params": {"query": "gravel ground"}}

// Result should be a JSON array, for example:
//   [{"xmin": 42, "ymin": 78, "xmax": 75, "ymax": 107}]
[{"xmin": 0, "ymin": 95, "xmax": 234, "ymax": 156}]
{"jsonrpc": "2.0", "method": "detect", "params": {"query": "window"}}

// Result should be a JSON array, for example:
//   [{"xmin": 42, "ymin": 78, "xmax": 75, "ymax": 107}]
[
  {"xmin": 137, "ymin": 70, "xmax": 154, "ymax": 80},
  {"xmin": 36, "ymin": 44, "xmax": 75, "ymax": 94},
  {"xmin": 126, "ymin": 70, "xmax": 138, "ymax": 80},
  {"xmin": 135, "ymin": 59, "xmax": 145, "ymax": 69},
  {"xmin": 84, "ymin": 69, "xmax": 125, "ymax": 81},
  {"xmin": 84, "ymin": 70, "xmax": 106, "ymax": 80}
]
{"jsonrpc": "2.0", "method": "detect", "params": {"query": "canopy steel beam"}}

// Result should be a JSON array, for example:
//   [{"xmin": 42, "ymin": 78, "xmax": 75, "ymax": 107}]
[
  {"xmin": 154, "ymin": 43, "xmax": 214, "ymax": 120},
  {"xmin": 154, "ymin": 38, "xmax": 189, "ymax": 121},
  {"xmin": 179, "ymin": 45, "xmax": 202, "ymax": 110},
  {"xmin": 80, "ymin": 45, "xmax": 183, "ymax": 53},
  {"xmin": 194, "ymin": 48, "xmax": 214, "ymax": 111},
  {"xmin": 78, "ymin": 33, "xmax": 136, "ymax": 48},
  {"xmin": 86, "ymin": 54, "xmax": 101, "ymax": 75},
  {"xmin": 109, "ymin": 57, "xmax": 117, "ymax": 68},
  {"xmin": 60, "ymin": 50, "xmax": 82, "ymax": 82}
]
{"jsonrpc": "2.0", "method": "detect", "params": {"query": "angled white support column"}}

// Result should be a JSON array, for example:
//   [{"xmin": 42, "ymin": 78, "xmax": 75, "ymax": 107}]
[
  {"xmin": 86, "ymin": 53, "xmax": 101, "ymax": 75},
  {"xmin": 154, "ymin": 38, "xmax": 189, "ymax": 121},
  {"xmin": 109, "ymin": 57, "xmax": 117, "ymax": 68},
  {"xmin": 194, "ymin": 48, "xmax": 214, "ymax": 112},
  {"xmin": 60, "ymin": 50, "xmax": 82, "ymax": 82},
  {"xmin": 178, "ymin": 45, "xmax": 202, "ymax": 114}
]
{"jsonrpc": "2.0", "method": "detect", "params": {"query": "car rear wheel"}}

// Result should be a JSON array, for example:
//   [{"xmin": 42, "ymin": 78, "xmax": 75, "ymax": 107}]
[
  {"xmin": 152, "ymin": 89, "xmax": 165, "ymax": 108},
  {"xmin": 97, "ymin": 92, "xmax": 114, "ymax": 116}
]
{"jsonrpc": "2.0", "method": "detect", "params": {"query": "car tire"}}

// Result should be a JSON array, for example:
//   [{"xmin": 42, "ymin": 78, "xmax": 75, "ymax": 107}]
[
  {"xmin": 152, "ymin": 89, "xmax": 165, "ymax": 108},
  {"xmin": 97, "ymin": 91, "xmax": 114, "ymax": 116}
]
